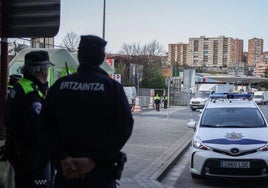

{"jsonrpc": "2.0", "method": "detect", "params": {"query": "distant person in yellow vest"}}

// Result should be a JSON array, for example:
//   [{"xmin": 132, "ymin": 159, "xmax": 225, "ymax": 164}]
[
  {"xmin": 154, "ymin": 94, "xmax": 161, "ymax": 111},
  {"xmin": 162, "ymin": 94, "xmax": 168, "ymax": 109}
]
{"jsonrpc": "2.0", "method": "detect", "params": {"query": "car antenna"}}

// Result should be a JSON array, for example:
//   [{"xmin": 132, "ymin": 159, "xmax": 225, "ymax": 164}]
[{"xmin": 65, "ymin": 62, "xmax": 70, "ymax": 76}]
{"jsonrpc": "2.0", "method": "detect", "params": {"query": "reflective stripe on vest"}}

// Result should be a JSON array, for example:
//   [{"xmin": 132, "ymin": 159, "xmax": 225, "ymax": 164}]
[{"xmin": 18, "ymin": 78, "xmax": 44, "ymax": 98}]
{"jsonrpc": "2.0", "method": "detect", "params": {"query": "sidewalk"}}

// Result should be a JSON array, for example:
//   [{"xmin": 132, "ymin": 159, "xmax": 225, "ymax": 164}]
[{"xmin": 118, "ymin": 106, "xmax": 194, "ymax": 188}]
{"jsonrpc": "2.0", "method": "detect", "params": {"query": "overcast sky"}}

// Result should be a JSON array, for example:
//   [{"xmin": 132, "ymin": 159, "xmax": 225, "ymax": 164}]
[{"xmin": 54, "ymin": 0, "xmax": 268, "ymax": 54}]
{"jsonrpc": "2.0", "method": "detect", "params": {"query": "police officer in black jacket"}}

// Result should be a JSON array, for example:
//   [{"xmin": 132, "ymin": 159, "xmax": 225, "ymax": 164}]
[
  {"xmin": 38, "ymin": 35, "xmax": 134, "ymax": 188},
  {"xmin": 4, "ymin": 50, "xmax": 53, "ymax": 188}
]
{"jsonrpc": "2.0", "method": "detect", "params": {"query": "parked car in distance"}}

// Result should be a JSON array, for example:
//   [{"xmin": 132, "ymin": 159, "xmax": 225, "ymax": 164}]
[
  {"xmin": 189, "ymin": 84, "xmax": 234, "ymax": 111},
  {"xmin": 253, "ymin": 91, "xmax": 268, "ymax": 105},
  {"xmin": 187, "ymin": 93, "xmax": 268, "ymax": 179},
  {"xmin": 189, "ymin": 90, "xmax": 211, "ymax": 111}
]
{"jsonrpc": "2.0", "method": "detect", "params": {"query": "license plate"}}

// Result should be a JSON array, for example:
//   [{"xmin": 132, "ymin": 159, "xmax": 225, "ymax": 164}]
[{"xmin": 220, "ymin": 161, "xmax": 250, "ymax": 168}]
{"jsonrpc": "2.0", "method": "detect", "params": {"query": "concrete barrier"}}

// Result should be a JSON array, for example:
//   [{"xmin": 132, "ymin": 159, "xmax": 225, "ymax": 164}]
[
  {"xmin": 148, "ymin": 96, "xmax": 154, "ymax": 109},
  {"xmin": 133, "ymin": 97, "xmax": 142, "ymax": 112}
]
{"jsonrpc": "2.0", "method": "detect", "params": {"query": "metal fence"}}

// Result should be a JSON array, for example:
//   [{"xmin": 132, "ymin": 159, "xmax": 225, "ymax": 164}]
[
  {"xmin": 171, "ymin": 92, "xmax": 193, "ymax": 106},
  {"xmin": 137, "ymin": 88, "xmax": 193, "ymax": 108}
]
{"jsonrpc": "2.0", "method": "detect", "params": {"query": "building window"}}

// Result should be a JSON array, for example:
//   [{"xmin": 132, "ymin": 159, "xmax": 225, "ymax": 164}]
[
  {"xmin": 194, "ymin": 40, "xmax": 199, "ymax": 51},
  {"xmin": 203, "ymin": 56, "xmax": 208, "ymax": 63},
  {"xmin": 39, "ymin": 43, "xmax": 45, "ymax": 48},
  {"xmin": 204, "ymin": 43, "xmax": 208, "ymax": 50}
]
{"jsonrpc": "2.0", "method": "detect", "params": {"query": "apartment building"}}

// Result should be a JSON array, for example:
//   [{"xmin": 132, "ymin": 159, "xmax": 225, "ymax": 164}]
[
  {"xmin": 248, "ymin": 38, "xmax": 263, "ymax": 67},
  {"xmin": 168, "ymin": 36, "xmax": 268, "ymax": 77},
  {"xmin": 187, "ymin": 36, "xmax": 236, "ymax": 68},
  {"xmin": 227, "ymin": 62, "xmax": 247, "ymax": 77},
  {"xmin": 242, "ymin": 52, "xmax": 248, "ymax": 63},
  {"xmin": 168, "ymin": 43, "xmax": 188, "ymax": 66},
  {"xmin": 254, "ymin": 52, "xmax": 268, "ymax": 77},
  {"xmin": 233, "ymin": 38, "xmax": 244, "ymax": 64}
]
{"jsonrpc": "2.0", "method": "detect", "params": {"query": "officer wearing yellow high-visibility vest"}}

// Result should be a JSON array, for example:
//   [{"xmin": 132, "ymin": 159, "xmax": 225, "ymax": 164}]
[
  {"xmin": 154, "ymin": 94, "xmax": 161, "ymax": 111},
  {"xmin": 4, "ymin": 50, "xmax": 54, "ymax": 188}
]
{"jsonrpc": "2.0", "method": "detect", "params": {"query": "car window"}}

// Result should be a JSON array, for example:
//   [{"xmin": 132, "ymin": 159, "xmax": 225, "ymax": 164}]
[
  {"xmin": 194, "ymin": 91, "xmax": 211, "ymax": 98},
  {"xmin": 200, "ymin": 108, "xmax": 266, "ymax": 128}
]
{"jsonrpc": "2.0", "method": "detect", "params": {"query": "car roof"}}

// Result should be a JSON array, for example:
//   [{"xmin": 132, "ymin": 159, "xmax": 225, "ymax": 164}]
[{"xmin": 205, "ymin": 93, "xmax": 258, "ymax": 109}]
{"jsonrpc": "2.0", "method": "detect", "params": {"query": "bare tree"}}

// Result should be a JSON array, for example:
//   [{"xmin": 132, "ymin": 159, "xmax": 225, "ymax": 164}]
[
  {"xmin": 62, "ymin": 31, "xmax": 79, "ymax": 52},
  {"xmin": 120, "ymin": 40, "xmax": 164, "ymax": 56},
  {"xmin": 142, "ymin": 40, "xmax": 164, "ymax": 56},
  {"xmin": 116, "ymin": 40, "xmax": 166, "ymax": 88},
  {"xmin": 120, "ymin": 42, "xmax": 142, "ymax": 56}
]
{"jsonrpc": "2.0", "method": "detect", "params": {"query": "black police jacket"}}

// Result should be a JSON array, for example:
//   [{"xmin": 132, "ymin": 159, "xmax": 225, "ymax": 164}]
[
  {"xmin": 4, "ymin": 76, "xmax": 48, "ymax": 151},
  {"xmin": 38, "ymin": 64, "xmax": 134, "ymax": 166}
]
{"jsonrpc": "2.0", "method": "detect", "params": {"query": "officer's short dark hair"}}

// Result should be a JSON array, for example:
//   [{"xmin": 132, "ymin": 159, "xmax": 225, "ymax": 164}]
[{"xmin": 78, "ymin": 35, "xmax": 107, "ymax": 66}]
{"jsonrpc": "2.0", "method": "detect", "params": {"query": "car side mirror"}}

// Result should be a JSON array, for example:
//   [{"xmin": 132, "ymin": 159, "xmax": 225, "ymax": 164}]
[{"xmin": 187, "ymin": 120, "xmax": 196, "ymax": 131}]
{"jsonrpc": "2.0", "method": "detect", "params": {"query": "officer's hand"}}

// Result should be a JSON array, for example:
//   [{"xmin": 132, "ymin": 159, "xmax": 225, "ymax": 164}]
[
  {"xmin": 61, "ymin": 156, "xmax": 79, "ymax": 179},
  {"xmin": 71, "ymin": 157, "xmax": 96, "ymax": 177}
]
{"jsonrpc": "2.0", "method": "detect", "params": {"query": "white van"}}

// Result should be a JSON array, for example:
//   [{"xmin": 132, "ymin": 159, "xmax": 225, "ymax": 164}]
[
  {"xmin": 8, "ymin": 48, "xmax": 79, "ymax": 87},
  {"xmin": 8, "ymin": 48, "xmax": 115, "ymax": 87}
]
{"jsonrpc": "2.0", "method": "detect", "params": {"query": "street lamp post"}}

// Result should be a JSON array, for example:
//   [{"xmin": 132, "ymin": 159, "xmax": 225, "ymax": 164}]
[{"xmin": 103, "ymin": 0, "xmax": 106, "ymax": 39}]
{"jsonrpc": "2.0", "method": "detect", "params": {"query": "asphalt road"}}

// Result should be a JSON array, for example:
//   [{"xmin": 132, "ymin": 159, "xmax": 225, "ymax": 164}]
[{"xmin": 162, "ymin": 104, "xmax": 268, "ymax": 188}]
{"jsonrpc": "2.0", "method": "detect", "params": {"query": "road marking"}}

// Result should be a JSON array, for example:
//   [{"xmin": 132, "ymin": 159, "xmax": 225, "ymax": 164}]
[{"xmin": 161, "ymin": 147, "xmax": 190, "ymax": 187}]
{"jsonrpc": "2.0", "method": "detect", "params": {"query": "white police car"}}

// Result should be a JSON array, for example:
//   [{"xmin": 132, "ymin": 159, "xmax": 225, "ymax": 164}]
[{"xmin": 187, "ymin": 93, "xmax": 268, "ymax": 179}]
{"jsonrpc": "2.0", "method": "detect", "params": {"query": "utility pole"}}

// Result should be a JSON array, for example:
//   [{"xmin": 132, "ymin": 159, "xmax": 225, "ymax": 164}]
[{"xmin": 102, "ymin": 0, "xmax": 106, "ymax": 39}]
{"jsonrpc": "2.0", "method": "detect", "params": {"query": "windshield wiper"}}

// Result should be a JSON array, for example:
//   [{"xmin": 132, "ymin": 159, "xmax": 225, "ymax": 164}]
[
  {"xmin": 221, "ymin": 125, "xmax": 250, "ymax": 128},
  {"xmin": 200, "ymin": 124, "xmax": 216, "ymax": 127}
]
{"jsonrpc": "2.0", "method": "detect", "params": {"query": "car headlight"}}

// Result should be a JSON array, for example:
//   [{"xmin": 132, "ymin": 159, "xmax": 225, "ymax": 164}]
[
  {"xmin": 259, "ymin": 143, "xmax": 268, "ymax": 151},
  {"xmin": 193, "ymin": 136, "xmax": 211, "ymax": 150}
]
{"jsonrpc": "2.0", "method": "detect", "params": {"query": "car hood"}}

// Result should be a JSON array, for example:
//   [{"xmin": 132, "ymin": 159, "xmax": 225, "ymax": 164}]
[
  {"xmin": 197, "ymin": 127, "xmax": 268, "ymax": 149},
  {"xmin": 190, "ymin": 97, "xmax": 208, "ymax": 101}
]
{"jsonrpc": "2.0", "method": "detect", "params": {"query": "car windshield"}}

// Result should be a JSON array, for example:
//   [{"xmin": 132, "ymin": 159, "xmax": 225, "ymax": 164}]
[
  {"xmin": 200, "ymin": 108, "xmax": 266, "ymax": 128},
  {"xmin": 194, "ymin": 91, "xmax": 211, "ymax": 98},
  {"xmin": 253, "ymin": 95, "xmax": 263, "ymax": 99}
]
